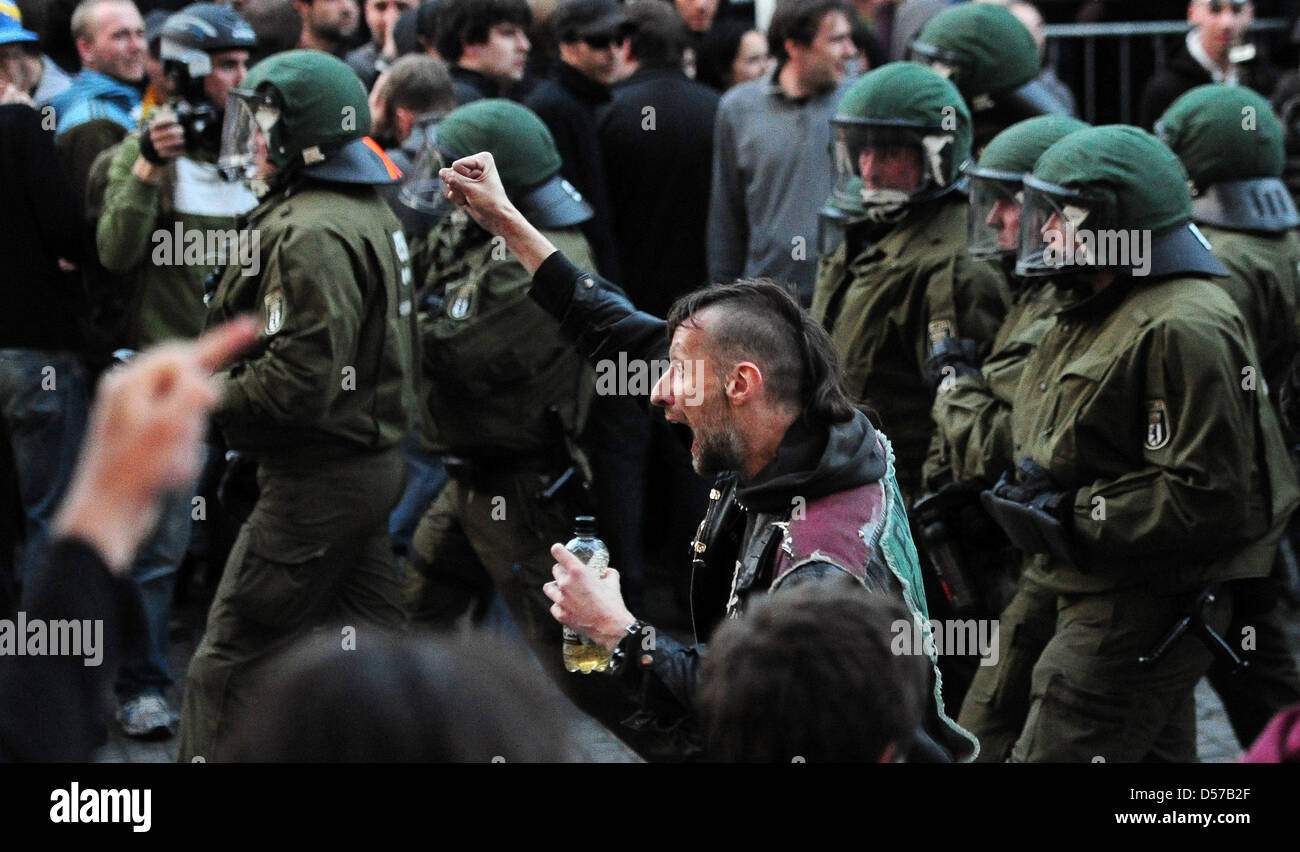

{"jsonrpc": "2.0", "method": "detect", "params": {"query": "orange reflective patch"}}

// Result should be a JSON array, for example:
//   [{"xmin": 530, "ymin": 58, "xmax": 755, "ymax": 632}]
[{"xmin": 363, "ymin": 136, "xmax": 403, "ymax": 179}]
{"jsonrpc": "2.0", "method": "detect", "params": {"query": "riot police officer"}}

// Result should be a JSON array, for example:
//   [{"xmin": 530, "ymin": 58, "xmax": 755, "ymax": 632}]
[
  {"xmin": 967, "ymin": 125, "xmax": 1300, "ymax": 762},
  {"xmin": 402, "ymin": 99, "xmax": 599, "ymax": 677},
  {"xmin": 908, "ymin": 2, "xmax": 1055, "ymax": 152},
  {"xmin": 916, "ymin": 115, "xmax": 1089, "ymax": 628},
  {"xmin": 95, "ymin": 1, "xmax": 259, "ymax": 740},
  {"xmin": 811, "ymin": 61, "xmax": 1011, "ymax": 505},
  {"xmin": 1156, "ymin": 83, "xmax": 1300, "ymax": 748},
  {"xmin": 179, "ymin": 50, "xmax": 417, "ymax": 762}
]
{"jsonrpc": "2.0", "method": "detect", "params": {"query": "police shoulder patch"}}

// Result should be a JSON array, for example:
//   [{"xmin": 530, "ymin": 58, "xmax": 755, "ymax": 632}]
[
  {"xmin": 927, "ymin": 319, "xmax": 953, "ymax": 346},
  {"xmin": 446, "ymin": 282, "xmax": 477, "ymax": 320},
  {"xmin": 1144, "ymin": 399, "xmax": 1171, "ymax": 450},
  {"xmin": 263, "ymin": 290, "xmax": 285, "ymax": 336}
]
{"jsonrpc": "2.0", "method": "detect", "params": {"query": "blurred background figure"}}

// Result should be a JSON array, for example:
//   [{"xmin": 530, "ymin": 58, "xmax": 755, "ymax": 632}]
[
  {"xmin": 241, "ymin": 0, "xmax": 303, "ymax": 65},
  {"xmin": 293, "ymin": 0, "xmax": 359, "ymax": 55},
  {"xmin": 347, "ymin": 0, "xmax": 417, "ymax": 89},
  {"xmin": 698, "ymin": 578, "xmax": 930, "ymax": 762},
  {"xmin": 695, "ymin": 17, "xmax": 769, "ymax": 90},
  {"xmin": 1140, "ymin": 0, "xmax": 1278, "ymax": 129},
  {"xmin": 0, "ymin": 1, "xmax": 73, "ymax": 104},
  {"xmin": 219, "ymin": 629, "xmax": 573, "ymax": 761}
]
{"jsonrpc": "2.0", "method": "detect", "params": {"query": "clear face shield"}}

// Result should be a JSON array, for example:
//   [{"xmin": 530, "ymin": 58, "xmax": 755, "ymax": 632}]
[
  {"xmin": 966, "ymin": 167, "xmax": 1024, "ymax": 260},
  {"xmin": 907, "ymin": 41, "xmax": 961, "ymax": 86},
  {"xmin": 1015, "ymin": 177, "xmax": 1108, "ymax": 277},
  {"xmin": 831, "ymin": 122, "xmax": 949, "ymax": 222},
  {"xmin": 397, "ymin": 140, "xmax": 454, "ymax": 221},
  {"xmin": 218, "ymin": 88, "xmax": 280, "ymax": 186}
]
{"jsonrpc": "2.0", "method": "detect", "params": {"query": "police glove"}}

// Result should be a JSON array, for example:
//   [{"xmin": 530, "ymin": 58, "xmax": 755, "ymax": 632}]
[
  {"xmin": 924, "ymin": 336, "xmax": 982, "ymax": 394},
  {"xmin": 980, "ymin": 458, "xmax": 1077, "ymax": 568}
]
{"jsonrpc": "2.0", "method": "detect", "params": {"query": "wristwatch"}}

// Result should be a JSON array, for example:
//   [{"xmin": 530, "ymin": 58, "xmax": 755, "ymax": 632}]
[{"xmin": 606, "ymin": 619, "xmax": 651, "ymax": 674}]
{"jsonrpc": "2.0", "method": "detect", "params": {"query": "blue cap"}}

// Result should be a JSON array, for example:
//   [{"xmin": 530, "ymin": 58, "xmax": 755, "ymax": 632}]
[{"xmin": 0, "ymin": 2, "xmax": 38, "ymax": 45}]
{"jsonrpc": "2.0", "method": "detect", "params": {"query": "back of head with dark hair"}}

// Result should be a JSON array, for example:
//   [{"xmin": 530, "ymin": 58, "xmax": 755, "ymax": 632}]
[
  {"xmin": 242, "ymin": 0, "xmax": 303, "ymax": 66},
  {"xmin": 414, "ymin": 0, "xmax": 441, "ymax": 49},
  {"xmin": 766, "ymin": 0, "xmax": 853, "ymax": 64},
  {"xmin": 666, "ymin": 279, "xmax": 857, "ymax": 426},
  {"xmin": 698, "ymin": 577, "xmax": 929, "ymax": 762},
  {"xmin": 434, "ymin": 0, "xmax": 530, "ymax": 62},
  {"xmin": 218, "ymin": 628, "xmax": 573, "ymax": 762},
  {"xmin": 622, "ymin": 0, "xmax": 687, "ymax": 70}
]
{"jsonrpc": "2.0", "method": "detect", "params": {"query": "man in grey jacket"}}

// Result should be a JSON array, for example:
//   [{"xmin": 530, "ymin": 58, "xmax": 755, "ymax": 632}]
[{"xmin": 706, "ymin": 0, "xmax": 856, "ymax": 306}]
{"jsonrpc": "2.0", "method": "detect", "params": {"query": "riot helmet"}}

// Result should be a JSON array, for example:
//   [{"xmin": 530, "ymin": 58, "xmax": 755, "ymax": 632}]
[
  {"xmin": 219, "ymin": 50, "xmax": 403, "ymax": 193},
  {"xmin": 1017, "ymin": 125, "xmax": 1227, "ymax": 280},
  {"xmin": 402, "ymin": 99, "xmax": 592, "ymax": 228},
  {"xmin": 965, "ymin": 115, "xmax": 1088, "ymax": 261},
  {"xmin": 1156, "ymin": 84, "xmax": 1300, "ymax": 232},
  {"xmin": 829, "ymin": 62, "xmax": 971, "ymax": 225}
]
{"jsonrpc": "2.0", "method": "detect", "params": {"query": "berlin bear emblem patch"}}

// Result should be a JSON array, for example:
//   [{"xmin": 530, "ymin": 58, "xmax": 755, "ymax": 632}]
[
  {"xmin": 1144, "ymin": 399, "xmax": 1170, "ymax": 450},
  {"xmin": 263, "ymin": 290, "xmax": 285, "ymax": 336}
]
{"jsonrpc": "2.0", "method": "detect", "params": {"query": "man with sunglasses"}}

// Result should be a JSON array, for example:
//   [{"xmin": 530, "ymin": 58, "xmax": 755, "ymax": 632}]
[
  {"xmin": 1138, "ymin": 0, "xmax": 1277, "ymax": 130},
  {"xmin": 524, "ymin": 0, "xmax": 626, "ymax": 281}
]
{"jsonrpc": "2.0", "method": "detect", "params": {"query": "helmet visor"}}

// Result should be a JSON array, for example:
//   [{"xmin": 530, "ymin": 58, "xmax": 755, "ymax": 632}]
[
  {"xmin": 831, "ymin": 122, "xmax": 938, "ymax": 212},
  {"xmin": 1015, "ymin": 178, "xmax": 1109, "ymax": 277},
  {"xmin": 218, "ymin": 88, "xmax": 278, "ymax": 183},
  {"xmin": 397, "ymin": 140, "xmax": 454, "ymax": 219},
  {"xmin": 967, "ymin": 169, "xmax": 1023, "ymax": 260}
]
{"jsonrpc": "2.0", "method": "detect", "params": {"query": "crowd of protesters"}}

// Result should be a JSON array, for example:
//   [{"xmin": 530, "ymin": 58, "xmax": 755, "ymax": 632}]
[{"xmin": 3, "ymin": 0, "xmax": 1300, "ymax": 763}]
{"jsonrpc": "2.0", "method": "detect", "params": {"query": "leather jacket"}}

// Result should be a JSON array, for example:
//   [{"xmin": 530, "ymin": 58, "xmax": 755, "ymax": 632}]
[{"xmin": 528, "ymin": 251, "xmax": 978, "ymax": 761}]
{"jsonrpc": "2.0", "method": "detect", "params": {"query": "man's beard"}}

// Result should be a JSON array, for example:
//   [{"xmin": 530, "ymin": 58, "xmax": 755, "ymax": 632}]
[{"xmin": 692, "ymin": 419, "xmax": 747, "ymax": 476}]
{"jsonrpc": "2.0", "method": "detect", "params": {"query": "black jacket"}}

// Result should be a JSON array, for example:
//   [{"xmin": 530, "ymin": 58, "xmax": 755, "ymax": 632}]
[
  {"xmin": 599, "ymin": 68, "xmax": 719, "ymax": 317},
  {"xmin": 1138, "ymin": 39, "xmax": 1280, "ymax": 130},
  {"xmin": 450, "ymin": 66, "xmax": 504, "ymax": 105},
  {"xmin": 524, "ymin": 63, "xmax": 621, "ymax": 280},
  {"xmin": 0, "ymin": 539, "xmax": 138, "ymax": 761},
  {"xmin": 529, "ymin": 251, "xmax": 967, "ymax": 762},
  {"xmin": 0, "ymin": 104, "xmax": 90, "ymax": 351}
]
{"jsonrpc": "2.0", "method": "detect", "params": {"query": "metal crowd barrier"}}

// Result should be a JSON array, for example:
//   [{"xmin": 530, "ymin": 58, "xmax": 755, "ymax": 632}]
[{"xmin": 1043, "ymin": 17, "xmax": 1290, "ymax": 124}]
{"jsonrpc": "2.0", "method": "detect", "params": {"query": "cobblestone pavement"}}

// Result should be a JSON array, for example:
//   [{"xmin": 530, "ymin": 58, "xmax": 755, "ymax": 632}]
[{"xmin": 94, "ymin": 592, "xmax": 1299, "ymax": 764}]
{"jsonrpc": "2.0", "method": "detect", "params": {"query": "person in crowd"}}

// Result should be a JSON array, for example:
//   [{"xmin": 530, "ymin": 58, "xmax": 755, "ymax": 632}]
[
  {"xmin": 293, "ymin": 0, "xmax": 358, "ymax": 56},
  {"xmin": 434, "ymin": 148, "xmax": 978, "ymax": 761},
  {"xmin": 1139, "ymin": 0, "xmax": 1277, "ymax": 129},
  {"xmin": 707, "ymin": 0, "xmax": 858, "ymax": 307},
  {"xmin": 95, "ymin": 0, "xmax": 258, "ymax": 741},
  {"xmin": 435, "ymin": 0, "xmax": 531, "ymax": 103},
  {"xmin": 698, "ymin": 578, "xmax": 929, "ymax": 762},
  {"xmin": 347, "ymin": 0, "xmax": 417, "ymax": 89},
  {"xmin": 0, "ymin": 317, "xmax": 259, "ymax": 762},
  {"xmin": 695, "ymin": 18, "xmax": 769, "ymax": 91},
  {"xmin": 0, "ymin": 2, "xmax": 73, "ymax": 105}
]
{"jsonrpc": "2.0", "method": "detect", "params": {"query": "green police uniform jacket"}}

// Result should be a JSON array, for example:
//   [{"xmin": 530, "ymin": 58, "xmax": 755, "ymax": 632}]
[
  {"xmin": 206, "ymin": 180, "xmax": 417, "ymax": 455},
  {"xmin": 97, "ymin": 132, "xmax": 259, "ymax": 348},
  {"xmin": 1200, "ymin": 224, "xmax": 1300, "ymax": 403},
  {"xmin": 811, "ymin": 196, "xmax": 1012, "ymax": 499},
  {"xmin": 1012, "ymin": 274, "xmax": 1300, "ymax": 595},
  {"xmin": 924, "ymin": 280, "xmax": 1059, "ymax": 491},
  {"xmin": 415, "ymin": 213, "xmax": 596, "ymax": 458}
]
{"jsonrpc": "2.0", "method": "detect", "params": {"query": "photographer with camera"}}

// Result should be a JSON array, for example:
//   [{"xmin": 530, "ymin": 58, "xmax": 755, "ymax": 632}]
[{"xmin": 94, "ymin": 2, "xmax": 257, "ymax": 740}]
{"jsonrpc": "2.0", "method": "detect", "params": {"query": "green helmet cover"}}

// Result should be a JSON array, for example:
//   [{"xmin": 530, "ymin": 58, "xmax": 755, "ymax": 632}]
[
  {"xmin": 435, "ymin": 100, "xmax": 562, "ymax": 197},
  {"xmin": 1032, "ymin": 125, "xmax": 1192, "ymax": 233},
  {"xmin": 1157, "ymin": 84, "xmax": 1286, "ymax": 188},
  {"xmin": 912, "ymin": 3, "xmax": 1039, "ymax": 101},
  {"xmin": 974, "ymin": 115, "xmax": 1091, "ymax": 179},
  {"xmin": 834, "ymin": 62, "xmax": 972, "ymax": 186},
  {"xmin": 241, "ymin": 50, "xmax": 370, "ymax": 169}
]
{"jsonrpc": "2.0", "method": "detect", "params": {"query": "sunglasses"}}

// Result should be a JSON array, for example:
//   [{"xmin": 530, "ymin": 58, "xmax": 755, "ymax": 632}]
[
  {"xmin": 582, "ymin": 33, "xmax": 623, "ymax": 50},
  {"xmin": 1201, "ymin": 0, "xmax": 1249, "ymax": 13}
]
